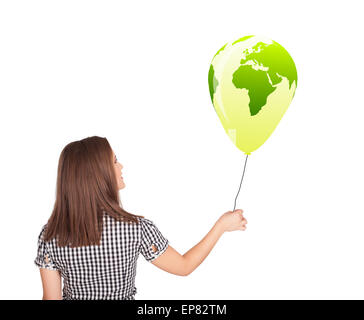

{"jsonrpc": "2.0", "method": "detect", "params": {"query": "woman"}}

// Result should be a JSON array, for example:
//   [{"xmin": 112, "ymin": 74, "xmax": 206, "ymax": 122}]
[{"xmin": 34, "ymin": 136, "xmax": 247, "ymax": 300}]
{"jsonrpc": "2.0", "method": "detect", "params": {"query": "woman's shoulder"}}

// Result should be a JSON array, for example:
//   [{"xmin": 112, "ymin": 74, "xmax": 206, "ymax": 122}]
[
  {"xmin": 137, "ymin": 216, "xmax": 157, "ymax": 227},
  {"xmin": 37, "ymin": 223, "xmax": 48, "ymax": 240},
  {"xmin": 137, "ymin": 216, "xmax": 151, "ymax": 223}
]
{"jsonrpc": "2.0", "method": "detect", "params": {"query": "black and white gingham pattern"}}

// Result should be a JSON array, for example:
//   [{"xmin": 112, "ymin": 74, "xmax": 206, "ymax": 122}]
[{"xmin": 34, "ymin": 214, "xmax": 169, "ymax": 300}]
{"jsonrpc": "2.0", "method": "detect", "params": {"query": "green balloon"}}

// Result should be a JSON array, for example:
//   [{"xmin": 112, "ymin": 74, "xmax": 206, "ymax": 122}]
[{"xmin": 208, "ymin": 35, "xmax": 298, "ymax": 155}]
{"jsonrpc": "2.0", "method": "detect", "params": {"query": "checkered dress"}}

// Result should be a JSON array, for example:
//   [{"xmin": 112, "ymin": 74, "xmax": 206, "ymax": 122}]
[{"xmin": 34, "ymin": 213, "xmax": 169, "ymax": 300}]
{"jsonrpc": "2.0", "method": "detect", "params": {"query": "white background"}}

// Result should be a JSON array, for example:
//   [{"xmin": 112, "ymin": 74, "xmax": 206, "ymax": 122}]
[{"xmin": 0, "ymin": 0, "xmax": 363, "ymax": 300}]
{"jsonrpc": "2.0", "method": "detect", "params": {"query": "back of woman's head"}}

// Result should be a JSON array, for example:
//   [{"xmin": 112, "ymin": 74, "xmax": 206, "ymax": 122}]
[{"xmin": 43, "ymin": 136, "xmax": 143, "ymax": 247}]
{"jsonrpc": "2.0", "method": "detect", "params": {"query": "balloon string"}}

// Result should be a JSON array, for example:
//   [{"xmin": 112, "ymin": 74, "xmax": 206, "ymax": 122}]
[{"xmin": 233, "ymin": 153, "xmax": 249, "ymax": 211}]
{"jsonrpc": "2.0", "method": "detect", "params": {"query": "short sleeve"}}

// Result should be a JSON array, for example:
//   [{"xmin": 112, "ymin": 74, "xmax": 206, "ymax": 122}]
[
  {"xmin": 34, "ymin": 225, "xmax": 58, "ymax": 270},
  {"xmin": 139, "ymin": 218, "xmax": 169, "ymax": 262}
]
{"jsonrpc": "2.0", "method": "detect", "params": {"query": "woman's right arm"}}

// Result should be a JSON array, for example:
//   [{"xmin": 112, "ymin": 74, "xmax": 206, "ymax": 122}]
[{"xmin": 151, "ymin": 209, "xmax": 247, "ymax": 276}]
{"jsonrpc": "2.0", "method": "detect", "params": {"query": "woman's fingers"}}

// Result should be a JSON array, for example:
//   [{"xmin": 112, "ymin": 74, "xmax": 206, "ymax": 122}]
[{"xmin": 241, "ymin": 218, "xmax": 247, "ymax": 231}]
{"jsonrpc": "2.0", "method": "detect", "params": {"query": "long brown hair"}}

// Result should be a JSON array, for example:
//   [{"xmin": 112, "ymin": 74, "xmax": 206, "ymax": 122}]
[{"xmin": 43, "ymin": 136, "xmax": 144, "ymax": 248}]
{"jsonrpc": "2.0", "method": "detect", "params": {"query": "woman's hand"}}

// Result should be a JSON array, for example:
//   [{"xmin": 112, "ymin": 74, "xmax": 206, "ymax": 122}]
[{"xmin": 216, "ymin": 209, "xmax": 247, "ymax": 233}]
